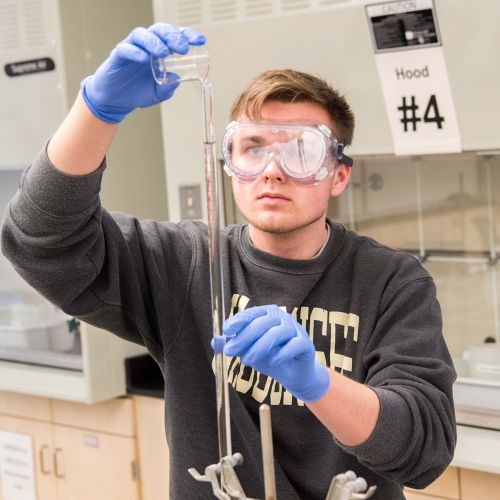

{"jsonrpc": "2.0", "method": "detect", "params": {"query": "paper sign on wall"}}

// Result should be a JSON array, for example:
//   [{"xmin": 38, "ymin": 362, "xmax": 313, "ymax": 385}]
[
  {"xmin": 366, "ymin": 0, "xmax": 461, "ymax": 155},
  {"xmin": 0, "ymin": 431, "xmax": 36, "ymax": 500}
]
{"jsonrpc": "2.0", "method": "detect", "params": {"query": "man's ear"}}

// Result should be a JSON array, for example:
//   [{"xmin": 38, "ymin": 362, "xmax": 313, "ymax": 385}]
[{"xmin": 330, "ymin": 164, "xmax": 351, "ymax": 197}]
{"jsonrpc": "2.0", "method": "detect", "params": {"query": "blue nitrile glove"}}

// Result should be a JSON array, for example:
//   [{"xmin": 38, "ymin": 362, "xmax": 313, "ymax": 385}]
[
  {"xmin": 223, "ymin": 305, "xmax": 330, "ymax": 403},
  {"xmin": 81, "ymin": 23, "xmax": 206, "ymax": 124}
]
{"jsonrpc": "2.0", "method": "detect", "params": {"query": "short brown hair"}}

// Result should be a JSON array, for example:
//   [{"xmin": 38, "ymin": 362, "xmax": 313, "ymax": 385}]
[{"xmin": 229, "ymin": 69, "xmax": 355, "ymax": 146}]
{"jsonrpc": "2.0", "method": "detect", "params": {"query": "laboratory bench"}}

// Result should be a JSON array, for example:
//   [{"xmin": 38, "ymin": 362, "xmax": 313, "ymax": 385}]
[
  {"xmin": 2, "ymin": 370, "xmax": 500, "ymax": 499},
  {"xmin": 123, "ymin": 353, "xmax": 500, "ymax": 500}
]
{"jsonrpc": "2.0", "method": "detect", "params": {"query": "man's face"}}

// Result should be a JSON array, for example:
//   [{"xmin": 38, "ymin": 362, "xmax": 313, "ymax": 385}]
[{"xmin": 231, "ymin": 100, "xmax": 350, "ymax": 235}]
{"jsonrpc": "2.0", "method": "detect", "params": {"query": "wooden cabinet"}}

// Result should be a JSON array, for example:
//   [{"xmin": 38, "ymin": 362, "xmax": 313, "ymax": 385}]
[
  {"xmin": 404, "ymin": 466, "xmax": 500, "ymax": 500},
  {"xmin": 405, "ymin": 467, "xmax": 460, "ymax": 499},
  {"xmin": 52, "ymin": 424, "xmax": 139, "ymax": 500},
  {"xmin": 2, "ymin": 392, "xmax": 500, "ymax": 500},
  {"xmin": 460, "ymin": 469, "xmax": 500, "ymax": 500},
  {"xmin": 0, "ymin": 392, "xmax": 140, "ymax": 500},
  {"xmin": 133, "ymin": 395, "xmax": 170, "ymax": 500},
  {"xmin": 404, "ymin": 492, "xmax": 444, "ymax": 500},
  {"xmin": 0, "ymin": 414, "xmax": 57, "ymax": 500}
]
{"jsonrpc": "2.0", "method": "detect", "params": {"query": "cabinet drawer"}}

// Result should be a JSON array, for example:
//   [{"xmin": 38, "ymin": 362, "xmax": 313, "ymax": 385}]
[
  {"xmin": 405, "ymin": 467, "xmax": 459, "ymax": 499},
  {"xmin": 404, "ymin": 491, "xmax": 445, "ymax": 500},
  {"xmin": 51, "ymin": 397, "xmax": 135, "ymax": 437},
  {"xmin": 0, "ymin": 391, "xmax": 51, "ymax": 422},
  {"xmin": 460, "ymin": 469, "xmax": 500, "ymax": 500}
]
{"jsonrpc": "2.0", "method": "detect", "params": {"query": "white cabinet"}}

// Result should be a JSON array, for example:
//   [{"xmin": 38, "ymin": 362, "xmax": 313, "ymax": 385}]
[
  {"xmin": 0, "ymin": 0, "xmax": 167, "ymax": 403},
  {"xmin": 0, "ymin": 325, "xmax": 145, "ymax": 403},
  {"xmin": 452, "ymin": 424, "xmax": 500, "ymax": 475}
]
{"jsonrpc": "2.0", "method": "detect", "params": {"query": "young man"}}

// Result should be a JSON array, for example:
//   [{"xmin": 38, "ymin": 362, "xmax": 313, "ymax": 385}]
[{"xmin": 1, "ymin": 24, "xmax": 456, "ymax": 499}]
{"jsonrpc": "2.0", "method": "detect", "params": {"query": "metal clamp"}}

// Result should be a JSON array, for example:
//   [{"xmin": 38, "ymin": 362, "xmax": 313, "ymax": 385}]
[
  {"xmin": 325, "ymin": 470, "xmax": 377, "ymax": 500},
  {"xmin": 191, "ymin": 406, "xmax": 376, "ymax": 500},
  {"xmin": 189, "ymin": 453, "xmax": 259, "ymax": 500}
]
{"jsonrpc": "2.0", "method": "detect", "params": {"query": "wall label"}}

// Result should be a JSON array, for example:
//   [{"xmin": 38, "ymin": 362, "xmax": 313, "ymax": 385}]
[
  {"xmin": 0, "ymin": 431, "xmax": 36, "ymax": 500},
  {"xmin": 4, "ymin": 58, "xmax": 55, "ymax": 77}
]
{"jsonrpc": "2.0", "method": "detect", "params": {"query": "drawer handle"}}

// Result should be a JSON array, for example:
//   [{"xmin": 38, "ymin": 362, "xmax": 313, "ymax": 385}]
[
  {"xmin": 54, "ymin": 447, "xmax": 65, "ymax": 478},
  {"xmin": 39, "ymin": 445, "xmax": 51, "ymax": 475}
]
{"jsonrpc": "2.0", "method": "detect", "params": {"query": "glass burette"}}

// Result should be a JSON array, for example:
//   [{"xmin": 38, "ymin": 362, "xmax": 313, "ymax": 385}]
[
  {"xmin": 201, "ymin": 78, "xmax": 233, "ymax": 466},
  {"xmin": 151, "ymin": 45, "xmax": 233, "ymax": 486}
]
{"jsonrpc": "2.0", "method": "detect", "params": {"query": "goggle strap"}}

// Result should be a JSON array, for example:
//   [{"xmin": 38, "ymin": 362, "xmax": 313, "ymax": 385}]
[{"xmin": 334, "ymin": 143, "xmax": 354, "ymax": 167}]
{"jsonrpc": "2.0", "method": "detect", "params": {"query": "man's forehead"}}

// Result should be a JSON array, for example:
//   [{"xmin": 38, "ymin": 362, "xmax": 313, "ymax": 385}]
[
  {"xmin": 264, "ymin": 100, "xmax": 332, "ymax": 122},
  {"xmin": 234, "ymin": 128, "xmax": 304, "ymax": 144},
  {"xmin": 237, "ymin": 102, "xmax": 336, "ymax": 132},
  {"xmin": 239, "ymin": 114, "xmax": 326, "ymax": 127}
]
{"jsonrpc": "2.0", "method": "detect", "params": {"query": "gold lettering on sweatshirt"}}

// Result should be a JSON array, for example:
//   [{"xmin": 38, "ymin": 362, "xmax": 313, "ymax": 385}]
[
  {"xmin": 252, "ymin": 371, "xmax": 272, "ymax": 402},
  {"xmin": 229, "ymin": 294, "xmax": 250, "ymax": 318}
]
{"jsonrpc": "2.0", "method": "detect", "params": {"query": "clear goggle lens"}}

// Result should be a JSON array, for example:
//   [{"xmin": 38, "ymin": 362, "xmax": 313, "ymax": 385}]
[{"xmin": 221, "ymin": 122, "xmax": 351, "ymax": 184}]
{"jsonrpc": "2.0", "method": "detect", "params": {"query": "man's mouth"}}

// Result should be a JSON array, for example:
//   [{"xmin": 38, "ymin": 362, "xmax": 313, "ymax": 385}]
[{"xmin": 257, "ymin": 192, "xmax": 290, "ymax": 201}]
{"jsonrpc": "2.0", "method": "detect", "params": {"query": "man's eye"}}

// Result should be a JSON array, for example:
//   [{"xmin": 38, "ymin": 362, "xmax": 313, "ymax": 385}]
[{"xmin": 246, "ymin": 146, "xmax": 264, "ymax": 157}]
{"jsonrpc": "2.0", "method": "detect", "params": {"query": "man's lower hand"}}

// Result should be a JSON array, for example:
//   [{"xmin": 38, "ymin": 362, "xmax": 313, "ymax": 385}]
[{"xmin": 222, "ymin": 305, "xmax": 330, "ymax": 403}]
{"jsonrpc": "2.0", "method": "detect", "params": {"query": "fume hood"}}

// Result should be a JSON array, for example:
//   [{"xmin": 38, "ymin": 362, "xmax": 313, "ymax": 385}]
[{"xmin": 151, "ymin": 0, "xmax": 500, "ymax": 473}]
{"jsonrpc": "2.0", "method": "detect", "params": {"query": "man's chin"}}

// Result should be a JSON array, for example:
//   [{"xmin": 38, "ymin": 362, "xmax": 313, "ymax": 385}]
[
  {"xmin": 251, "ymin": 222, "xmax": 294, "ymax": 235},
  {"xmin": 247, "ymin": 213, "xmax": 323, "ymax": 235},
  {"xmin": 242, "ymin": 215, "xmax": 285, "ymax": 234}
]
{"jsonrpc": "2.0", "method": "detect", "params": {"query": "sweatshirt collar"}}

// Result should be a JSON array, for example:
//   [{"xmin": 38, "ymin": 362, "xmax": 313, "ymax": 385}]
[{"xmin": 237, "ymin": 218, "xmax": 346, "ymax": 275}]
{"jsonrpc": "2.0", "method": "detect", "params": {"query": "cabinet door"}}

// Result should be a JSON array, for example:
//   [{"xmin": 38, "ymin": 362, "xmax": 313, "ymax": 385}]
[
  {"xmin": 52, "ymin": 425, "xmax": 140, "ymax": 500},
  {"xmin": 134, "ymin": 396, "xmax": 169, "ymax": 500},
  {"xmin": 460, "ymin": 469, "xmax": 500, "ymax": 500},
  {"xmin": 0, "ymin": 415, "xmax": 56, "ymax": 500},
  {"xmin": 405, "ymin": 467, "xmax": 459, "ymax": 499}
]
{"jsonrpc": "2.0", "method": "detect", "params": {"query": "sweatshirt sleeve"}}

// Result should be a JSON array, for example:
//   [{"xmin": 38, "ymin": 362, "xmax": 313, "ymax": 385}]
[
  {"xmin": 336, "ymin": 274, "xmax": 456, "ymax": 489},
  {"xmin": 0, "ymin": 145, "xmax": 193, "ymax": 360}
]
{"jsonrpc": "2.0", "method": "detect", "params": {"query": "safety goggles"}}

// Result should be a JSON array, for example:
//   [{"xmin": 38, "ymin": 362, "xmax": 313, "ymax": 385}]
[{"xmin": 221, "ymin": 121, "xmax": 353, "ymax": 185}]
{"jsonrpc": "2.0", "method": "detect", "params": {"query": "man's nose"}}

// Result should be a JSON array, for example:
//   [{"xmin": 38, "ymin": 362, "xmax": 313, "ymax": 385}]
[{"xmin": 262, "ymin": 152, "xmax": 286, "ymax": 183}]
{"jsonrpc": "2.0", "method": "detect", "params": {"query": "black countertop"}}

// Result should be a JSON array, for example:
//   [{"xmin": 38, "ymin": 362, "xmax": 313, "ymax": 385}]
[{"xmin": 125, "ymin": 353, "xmax": 164, "ymax": 399}]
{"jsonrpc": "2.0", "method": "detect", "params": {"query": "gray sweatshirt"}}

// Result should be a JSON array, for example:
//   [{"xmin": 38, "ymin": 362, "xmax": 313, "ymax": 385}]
[{"xmin": 1, "ymin": 148, "xmax": 456, "ymax": 499}]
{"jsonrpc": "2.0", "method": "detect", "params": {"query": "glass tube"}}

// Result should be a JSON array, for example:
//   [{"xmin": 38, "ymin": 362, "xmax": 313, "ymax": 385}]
[
  {"xmin": 201, "ymin": 80, "xmax": 232, "ymax": 467},
  {"xmin": 152, "ymin": 47, "xmax": 233, "ymax": 480}
]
